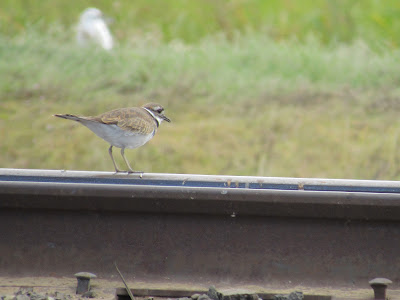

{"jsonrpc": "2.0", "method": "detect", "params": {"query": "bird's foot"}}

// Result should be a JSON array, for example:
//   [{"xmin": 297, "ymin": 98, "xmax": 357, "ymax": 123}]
[
  {"xmin": 113, "ymin": 169, "xmax": 143, "ymax": 178},
  {"xmin": 127, "ymin": 170, "xmax": 144, "ymax": 178}
]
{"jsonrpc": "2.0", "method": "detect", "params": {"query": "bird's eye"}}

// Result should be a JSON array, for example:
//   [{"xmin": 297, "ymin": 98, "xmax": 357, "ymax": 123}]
[{"xmin": 157, "ymin": 108, "xmax": 163, "ymax": 113}]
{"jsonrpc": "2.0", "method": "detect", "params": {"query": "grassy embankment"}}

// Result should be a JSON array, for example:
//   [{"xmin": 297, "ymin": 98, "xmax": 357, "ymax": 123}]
[{"xmin": 1, "ymin": 1, "xmax": 400, "ymax": 179}]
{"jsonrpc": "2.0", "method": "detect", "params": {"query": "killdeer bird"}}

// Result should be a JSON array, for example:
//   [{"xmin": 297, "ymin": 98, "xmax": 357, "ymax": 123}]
[{"xmin": 54, "ymin": 103, "xmax": 170, "ymax": 173}]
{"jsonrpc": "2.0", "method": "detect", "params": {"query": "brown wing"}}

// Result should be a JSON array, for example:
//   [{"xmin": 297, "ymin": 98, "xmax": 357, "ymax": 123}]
[{"xmin": 90, "ymin": 107, "xmax": 157, "ymax": 135}]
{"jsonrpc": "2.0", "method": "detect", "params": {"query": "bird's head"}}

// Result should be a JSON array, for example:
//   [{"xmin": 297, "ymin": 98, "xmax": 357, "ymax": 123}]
[
  {"xmin": 142, "ymin": 103, "xmax": 171, "ymax": 125},
  {"xmin": 80, "ymin": 7, "xmax": 104, "ymax": 22}
]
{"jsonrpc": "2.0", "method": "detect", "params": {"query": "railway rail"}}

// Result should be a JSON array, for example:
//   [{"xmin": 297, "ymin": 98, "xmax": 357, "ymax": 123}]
[{"xmin": 0, "ymin": 168, "xmax": 399, "ymax": 297}]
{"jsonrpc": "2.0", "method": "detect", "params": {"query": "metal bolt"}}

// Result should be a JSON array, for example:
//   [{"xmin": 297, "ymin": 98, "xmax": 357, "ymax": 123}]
[
  {"xmin": 74, "ymin": 272, "xmax": 97, "ymax": 294},
  {"xmin": 369, "ymin": 277, "xmax": 392, "ymax": 300}
]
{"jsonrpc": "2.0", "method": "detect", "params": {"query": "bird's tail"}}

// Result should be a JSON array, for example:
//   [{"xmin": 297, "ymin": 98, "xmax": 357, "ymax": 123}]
[{"xmin": 53, "ymin": 114, "xmax": 85, "ymax": 122}]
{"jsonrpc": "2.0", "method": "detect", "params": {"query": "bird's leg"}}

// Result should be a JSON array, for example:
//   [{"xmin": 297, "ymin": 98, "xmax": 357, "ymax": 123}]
[
  {"xmin": 120, "ymin": 148, "xmax": 134, "ymax": 173},
  {"xmin": 121, "ymin": 148, "xmax": 143, "ymax": 176},
  {"xmin": 108, "ymin": 145, "xmax": 122, "ymax": 173}
]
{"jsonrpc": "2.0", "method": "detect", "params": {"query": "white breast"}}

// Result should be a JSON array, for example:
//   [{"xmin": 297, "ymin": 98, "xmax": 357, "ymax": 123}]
[{"xmin": 81, "ymin": 121, "xmax": 156, "ymax": 149}]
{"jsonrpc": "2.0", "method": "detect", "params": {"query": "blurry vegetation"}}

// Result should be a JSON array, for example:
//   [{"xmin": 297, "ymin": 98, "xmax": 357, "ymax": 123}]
[
  {"xmin": 1, "ymin": 0, "xmax": 400, "ymax": 179},
  {"xmin": 2, "ymin": 0, "xmax": 400, "ymax": 47}
]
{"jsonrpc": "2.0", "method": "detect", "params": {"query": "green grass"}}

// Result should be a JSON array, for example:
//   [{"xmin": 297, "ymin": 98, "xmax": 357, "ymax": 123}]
[
  {"xmin": 2, "ymin": 0, "xmax": 400, "ymax": 47},
  {"xmin": 2, "ymin": 26, "xmax": 400, "ymax": 179}
]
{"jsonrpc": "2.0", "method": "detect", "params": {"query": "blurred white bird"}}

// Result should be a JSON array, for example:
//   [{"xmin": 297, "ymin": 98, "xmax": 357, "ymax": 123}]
[{"xmin": 77, "ymin": 7, "xmax": 114, "ymax": 51}]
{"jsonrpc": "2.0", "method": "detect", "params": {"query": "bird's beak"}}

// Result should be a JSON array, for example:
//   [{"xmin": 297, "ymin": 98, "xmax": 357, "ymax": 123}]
[{"xmin": 162, "ymin": 114, "xmax": 171, "ymax": 123}]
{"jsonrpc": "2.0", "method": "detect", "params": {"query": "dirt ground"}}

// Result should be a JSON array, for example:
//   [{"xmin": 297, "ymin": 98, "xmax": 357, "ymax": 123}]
[{"xmin": 0, "ymin": 276, "xmax": 399, "ymax": 300}]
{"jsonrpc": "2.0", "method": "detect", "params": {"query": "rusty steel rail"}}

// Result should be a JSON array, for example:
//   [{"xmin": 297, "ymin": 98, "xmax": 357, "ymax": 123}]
[
  {"xmin": 0, "ymin": 168, "xmax": 399, "ymax": 290},
  {"xmin": 1, "ymin": 168, "xmax": 400, "ymax": 220}
]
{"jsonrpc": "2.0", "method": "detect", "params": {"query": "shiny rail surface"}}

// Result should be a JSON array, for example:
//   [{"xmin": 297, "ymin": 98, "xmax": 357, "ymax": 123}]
[
  {"xmin": 3, "ymin": 168, "xmax": 400, "ymax": 192},
  {"xmin": 0, "ymin": 168, "xmax": 399, "ymax": 290}
]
